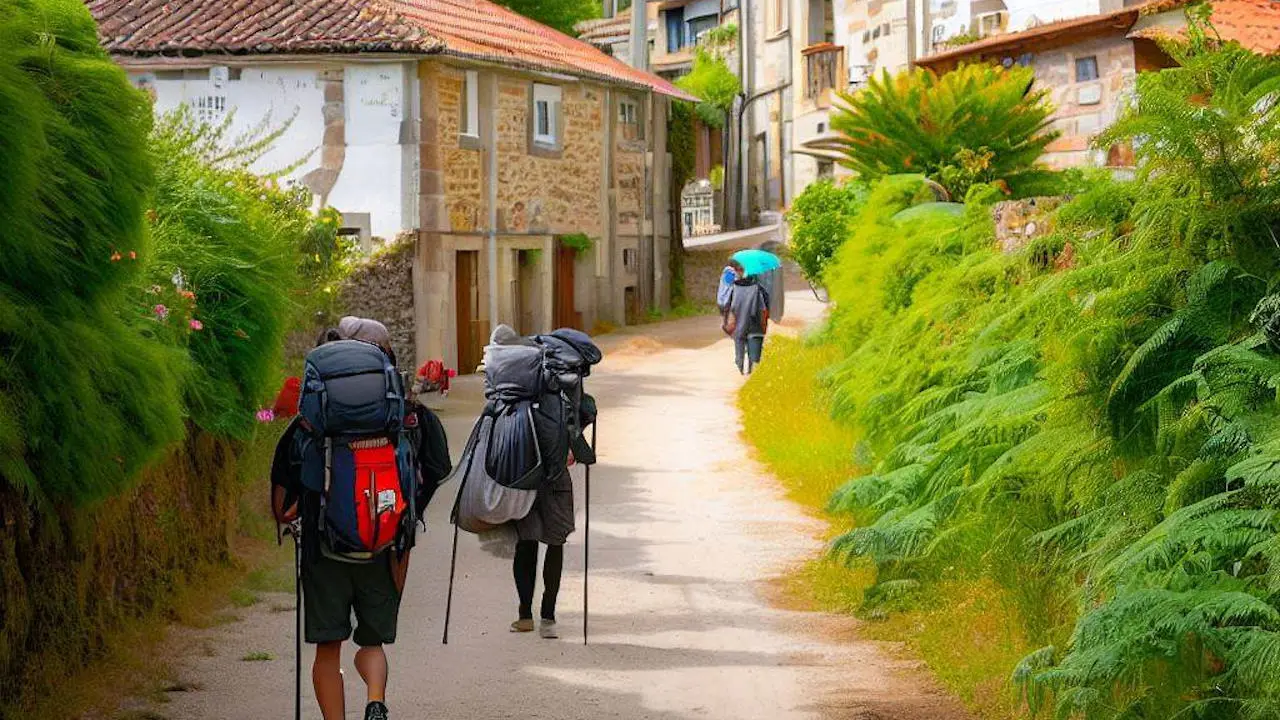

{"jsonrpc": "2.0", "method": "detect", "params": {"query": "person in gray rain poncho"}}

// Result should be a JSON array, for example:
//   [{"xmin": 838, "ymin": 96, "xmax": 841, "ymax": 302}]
[
  {"xmin": 447, "ymin": 324, "xmax": 599, "ymax": 640},
  {"xmin": 723, "ymin": 275, "xmax": 770, "ymax": 374}
]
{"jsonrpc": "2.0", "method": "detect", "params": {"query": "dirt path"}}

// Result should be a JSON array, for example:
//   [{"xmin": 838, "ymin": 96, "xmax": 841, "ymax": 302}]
[{"xmin": 148, "ymin": 292, "xmax": 970, "ymax": 720}]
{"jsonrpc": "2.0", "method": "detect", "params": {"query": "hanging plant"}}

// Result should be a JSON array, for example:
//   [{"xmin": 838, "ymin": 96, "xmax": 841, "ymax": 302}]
[{"xmin": 559, "ymin": 233, "xmax": 594, "ymax": 255}]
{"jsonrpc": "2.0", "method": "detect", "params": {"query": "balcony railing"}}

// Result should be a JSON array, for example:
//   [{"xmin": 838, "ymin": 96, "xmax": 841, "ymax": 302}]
[{"xmin": 803, "ymin": 43, "xmax": 843, "ymax": 101}]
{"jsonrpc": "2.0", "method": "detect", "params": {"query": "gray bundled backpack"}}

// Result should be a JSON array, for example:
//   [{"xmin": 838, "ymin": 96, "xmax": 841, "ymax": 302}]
[{"xmin": 450, "ymin": 328, "xmax": 600, "ymax": 534}]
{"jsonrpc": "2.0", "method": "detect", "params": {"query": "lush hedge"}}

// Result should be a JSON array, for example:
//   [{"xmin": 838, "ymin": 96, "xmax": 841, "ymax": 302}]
[
  {"xmin": 0, "ymin": 0, "xmax": 343, "ymax": 712},
  {"xmin": 791, "ymin": 25, "xmax": 1280, "ymax": 720},
  {"xmin": 0, "ymin": 0, "xmax": 185, "ymax": 505}
]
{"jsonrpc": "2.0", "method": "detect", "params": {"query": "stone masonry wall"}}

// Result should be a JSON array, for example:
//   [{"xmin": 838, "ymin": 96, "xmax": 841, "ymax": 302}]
[
  {"xmin": 438, "ymin": 70, "xmax": 484, "ymax": 232},
  {"xmin": 685, "ymin": 249, "xmax": 727, "ymax": 305},
  {"xmin": 493, "ymin": 78, "xmax": 605, "ymax": 237},
  {"xmin": 338, "ymin": 234, "xmax": 417, "ymax": 365},
  {"xmin": 1035, "ymin": 35, "xmax": 1137, "ymax": 169},
  {"xmin": 436, "ymin": 70, "xmax": 609, "ymax": 239}
]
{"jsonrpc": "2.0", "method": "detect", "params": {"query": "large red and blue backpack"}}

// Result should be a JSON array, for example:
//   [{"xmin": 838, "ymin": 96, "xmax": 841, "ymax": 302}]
[{"xmin": 298, "ymin": 340, "xmax": 417, "ymax": 561}]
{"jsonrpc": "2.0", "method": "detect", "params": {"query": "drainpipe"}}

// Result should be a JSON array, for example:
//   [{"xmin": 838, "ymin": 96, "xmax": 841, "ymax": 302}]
[
  {"xmin": 631, "ymin": 0, "xmax": 648, "ymax": 70},
  {"xmin": 735, "ymin": 81, "xmax": 790, "ymax": 228},
  {"xmin": 486, "ymin": 74, "xmax": 500, "ymax": 331}
]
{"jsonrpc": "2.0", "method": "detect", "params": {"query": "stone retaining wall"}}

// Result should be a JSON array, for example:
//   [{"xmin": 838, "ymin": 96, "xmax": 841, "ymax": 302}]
[{"xmin": 337, "ymin": 235, "xmax": 417, "ymax": 366}]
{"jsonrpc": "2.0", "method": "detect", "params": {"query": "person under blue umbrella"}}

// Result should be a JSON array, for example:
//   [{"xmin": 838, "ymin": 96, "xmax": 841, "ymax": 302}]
[{"xmin": 722, "ymin": 263, "xmax": 771, "ymax": 375}]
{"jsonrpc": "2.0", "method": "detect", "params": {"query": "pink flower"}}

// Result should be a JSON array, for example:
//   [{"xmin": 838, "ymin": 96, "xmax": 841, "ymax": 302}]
[
  {"xmin": 111, "ymin": 252, "xmax": 122, "ymax": 262},
  {"xmin": 153, "ymin": 304, "xmax": 168, "ymax": 320},
  {"xmin": 128, "ymin": 251, "xmax": 137, "ymax": 260},
  {"xmin": 189, "ymin": 319, "xmax": 203, "ymax": 331},
  {"xmin": 256, "ymin": 408, "xmax": 276, "ymax": 423}
]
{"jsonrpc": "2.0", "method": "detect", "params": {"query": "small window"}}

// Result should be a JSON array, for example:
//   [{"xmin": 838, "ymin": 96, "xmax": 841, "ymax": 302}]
[
  {"xmin": 817, "ymin": 160, "xmax": 834, "ymax": 179},
  {"xmin": 623, "ymin": 248, "xmax": 638, "ymax": 269},
  {"xmin": 1075, "ymin": 56, "xmax": 1099, "ymax": 82},
  {"xmin": 618, "ymin": 98, "xmax": 643, "ymax": 141},
  {"xmin": 666, "ymin": 7, "xmax": 687, "ymax": 52},
  {"xmin": 194, "ymin": 95, "xmax": 227, "ymax": 123},
  {"xmin": 460, "ymin": 70, "xmax": 479, "ymax": 139},
  {"xmin": 872, "ymin": 26, "xmax": 880, "ymax": 39},
  {"xmin": 769, "ymin": 0, "xmax": 787, "ymax": 34},
  {"xmin": 977, "ymin": 11, "xmax": 1006, "ymax": 37},
  {"xmin": 862, "ymin": 30, "xmax": 870, "ymax": 43},
  {"xmin": 932, "ymin": 24, "xmax": 946, "ymax": 43},
  {"xmin": 688, "ymin": 15, "xmax": 718, "ymax": 44},
  {"xmin": 532, "ymin": 83, "xmax": 562, "ymax": 148}
]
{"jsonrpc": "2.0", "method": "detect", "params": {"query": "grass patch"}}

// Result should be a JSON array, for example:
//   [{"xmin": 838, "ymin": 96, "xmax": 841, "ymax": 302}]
[
  {"xmin": 240, "ymin": 651, "xmax": 275, "ymax": 662},
  {"xmin": 740, "ymin": 333, "xmax": 1032, "ymax": 719},
  {"xmin": 227, "ymin": 588, "xmax": 260, "ymax": 608},
  {"xmin": 739, "ymin": 336, "xmax": 858, "ymax": 509}
]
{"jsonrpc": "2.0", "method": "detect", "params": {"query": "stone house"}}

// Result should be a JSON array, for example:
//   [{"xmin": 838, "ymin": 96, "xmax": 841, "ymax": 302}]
[
  {"xmin": 915, "ymin": 0, "xmax": 1280, "ymax": 169},
  {"xmin": 89, "ymin": 0, "xmax": 694, "ymax": 372}
]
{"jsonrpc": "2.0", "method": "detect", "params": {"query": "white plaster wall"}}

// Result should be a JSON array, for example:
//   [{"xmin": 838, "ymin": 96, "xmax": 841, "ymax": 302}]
[
  {"xmin": 138, "ymin": 65, "xmax": 326, "ymax": 177},
  {"xmin": 1007, "ymin": 0, "xmax": 1103, "ymax": 31},
  {"xmin": 131, "ymin": 61, "xmax": 413, "ymax": 240},
  {"xmin": 329, "ymin": 63, "xmax": 409, "ymax": 238}
]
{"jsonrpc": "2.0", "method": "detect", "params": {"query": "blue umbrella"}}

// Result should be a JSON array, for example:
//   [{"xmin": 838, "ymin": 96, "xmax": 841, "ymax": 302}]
[{"xmin": 732, "ymin": 248, "xmax": 781, "ymax": 277}]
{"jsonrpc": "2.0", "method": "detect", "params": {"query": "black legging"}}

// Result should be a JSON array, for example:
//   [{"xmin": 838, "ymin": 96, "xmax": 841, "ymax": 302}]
[{"xmin": 513, "ymin": 540, "xmax": 564, "ymax": 621}]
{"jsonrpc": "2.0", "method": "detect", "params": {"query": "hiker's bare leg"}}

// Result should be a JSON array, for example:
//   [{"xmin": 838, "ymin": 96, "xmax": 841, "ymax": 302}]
[
  {"xmin": 313, "ymin": 641, "xmax": 345, "ymax": 719},
  {"xmin": 355, "ymin": 645, "xmax": 389, "ymax": 704}
]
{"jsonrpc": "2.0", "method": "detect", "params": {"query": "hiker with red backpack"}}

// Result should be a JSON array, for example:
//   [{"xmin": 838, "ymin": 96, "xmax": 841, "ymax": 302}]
[{"xmin": 271, "ymin": 317, "xmax": 451, "ymax": 720}]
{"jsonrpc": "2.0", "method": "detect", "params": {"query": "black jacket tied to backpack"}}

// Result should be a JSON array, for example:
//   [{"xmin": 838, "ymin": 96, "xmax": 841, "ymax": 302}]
[{"xmin": 452, "ymin": 328, "xmax": 601, "ymax": 545}]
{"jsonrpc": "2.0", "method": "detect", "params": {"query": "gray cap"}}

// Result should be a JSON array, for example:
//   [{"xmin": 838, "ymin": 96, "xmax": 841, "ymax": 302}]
[{"xmin": 337, "ymin": 316, "xmax": 392, "ymax": 351}]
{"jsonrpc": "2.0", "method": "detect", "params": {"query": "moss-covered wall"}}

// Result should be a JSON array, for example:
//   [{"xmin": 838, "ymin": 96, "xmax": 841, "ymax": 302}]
[{"xmin": 0, "ymin": 431, "xmax": 242, "ymax": 712}]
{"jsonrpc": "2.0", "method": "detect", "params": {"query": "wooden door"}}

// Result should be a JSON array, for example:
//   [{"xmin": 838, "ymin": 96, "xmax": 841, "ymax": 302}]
[
  {"xmin": 455, "ymin": 251, "xmax": 483, "ymax": 374},
  {"xmin": 553, "ymin": 244, "xmax": 581, "ymax": 330}
]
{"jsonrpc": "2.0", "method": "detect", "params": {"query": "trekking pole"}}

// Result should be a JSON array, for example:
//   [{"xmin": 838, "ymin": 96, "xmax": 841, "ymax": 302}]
[
  {"xmin": 287, "ymin": 520, "xmax": 303, "ymax": 720},
  {"xmin": 583, "ymin": 421, "xmax": 597, "ymax": 646},
  {"xmin": 442, "ymin": 519, "xmax": 461, "ymax": 645}
]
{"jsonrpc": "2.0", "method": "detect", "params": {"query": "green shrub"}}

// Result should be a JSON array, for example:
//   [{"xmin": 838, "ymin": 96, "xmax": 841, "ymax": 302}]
[
  {"xmin": 831, "ymin": 63, "xmax": 1059, "ymax": 198},
  {"xmin": 143, "ymin": 111, "xmax": 316, "ymax": 439},
  {"xmin": 677, "ymin": 48, "xmax": 740, "ymax": 129},
  {"xmin": 786, "ymin": 178, "xmax": 867, "ymax": 281},
  {"xmin": 800, "ymin": 21, "xmax": 1280, "ymax": 719},
  {"xmin": 0, "ymin": 0, "xmax": 185, "ymax": 505}
]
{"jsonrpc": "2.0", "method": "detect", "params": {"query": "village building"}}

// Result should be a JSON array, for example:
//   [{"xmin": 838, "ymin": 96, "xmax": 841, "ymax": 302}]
[
  {"xmin": 88, "ymin": 0, "xmax": 694, "ymax": 372},
  {"xmin": 915, "ymin": 0, "xmax": 1280, "ymax": 169},
  {"xmin": 578, "ymin": 2, "xmax": 734, "ymax": 234}
]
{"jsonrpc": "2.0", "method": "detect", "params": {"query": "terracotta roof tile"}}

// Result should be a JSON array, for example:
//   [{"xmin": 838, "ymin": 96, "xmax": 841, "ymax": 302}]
[
  {"xmin": 1131, "ymin": 0, "xmax": 1280, "ymax": 54},
  {"xmin": 576, "ymin": 12, "xmax": 632, "ymax": 44},
  {"xmin": 89, "ymin": 0, "xmax": 443, "ymax": 55},
  {"xmin": 388, "ymin": 0, "xmax": 695, "ymax": 99},
  {"xmin": 87, "ymin": 0, "xmax": 696, "ymax": 99},
  {"xmin": 917, "ymin": 0, "xmax": 1193, "ymax": 68}
]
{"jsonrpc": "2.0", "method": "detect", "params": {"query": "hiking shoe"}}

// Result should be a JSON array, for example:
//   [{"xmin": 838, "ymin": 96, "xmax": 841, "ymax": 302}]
[
  {"xmin": 365, "ymin": 701, "xmax": 389, "ymax": 720},
  {"xmin": 510, "ymin": 618, "xmax": 535, "ymax": 632},
  {"xmin": 539, "ymin": 620, "xmax": 559, "ymax": 639}
]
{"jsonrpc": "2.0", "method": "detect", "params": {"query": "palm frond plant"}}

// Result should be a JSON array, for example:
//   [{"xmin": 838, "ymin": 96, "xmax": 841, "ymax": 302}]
[{"xmin": 830, "ymin": 63, "xmax": 1060, "ymax": 198}]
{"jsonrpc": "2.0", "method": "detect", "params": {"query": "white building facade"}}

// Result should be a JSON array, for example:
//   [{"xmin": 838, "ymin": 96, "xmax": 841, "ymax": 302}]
[{"xmin": 135, "ymin": 61, "xmax": 421, "ymax": 243}]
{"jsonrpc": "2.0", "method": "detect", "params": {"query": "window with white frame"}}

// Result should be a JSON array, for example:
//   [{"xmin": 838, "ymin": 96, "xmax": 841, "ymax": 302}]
[
  {"xmin": 460, "ymin": 70, "xmax": 479, "ymax": 139},
  {"xmin": 976, "ymin": 11, "xmax": 1007, "ymax": 37},
  {"xmin": 1075, "ymin": 55, "xmax": 1099, "ymax": 82},
  {"xmin": 532, "ymin": 83, "xmax": 562, "ymax": 149},
  {"xmin": 618, "ymin": 97, "xmax": 643, "ymax": 141}
]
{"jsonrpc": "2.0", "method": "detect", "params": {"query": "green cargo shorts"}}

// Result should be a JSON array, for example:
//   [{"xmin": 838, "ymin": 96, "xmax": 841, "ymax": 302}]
[{"xmin": 302, "ymin": 549, "xmax": 402, "ymax": 647}]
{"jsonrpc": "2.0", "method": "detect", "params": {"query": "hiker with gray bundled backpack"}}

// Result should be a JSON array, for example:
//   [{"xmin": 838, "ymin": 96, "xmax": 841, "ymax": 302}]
[
  {"xmin": 444, "ymin": 324, "xmax": 600, "ymax": 642},
  {"xmin": 271, "ymin": 318, "xmax": 451, "ymax": 720}
]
